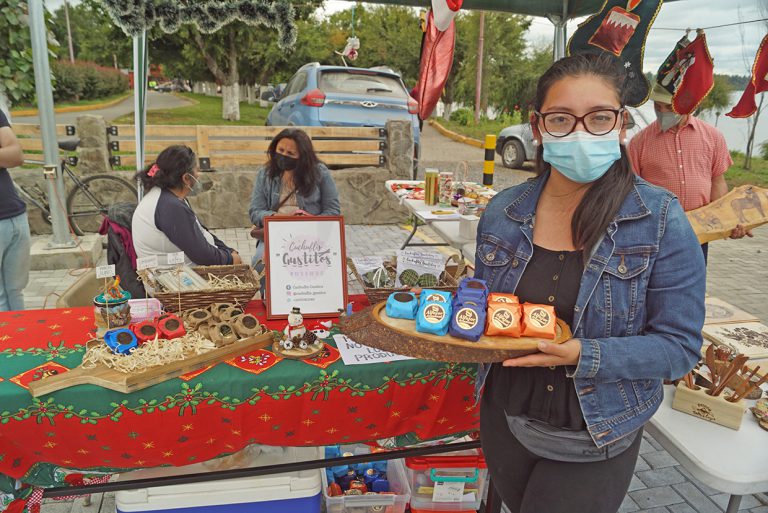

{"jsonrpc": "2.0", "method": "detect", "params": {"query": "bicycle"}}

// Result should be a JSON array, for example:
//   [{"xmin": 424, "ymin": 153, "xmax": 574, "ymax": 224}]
[{"xmin": 15, "ymin": 139, "xmax": 138, "ymax": 236}]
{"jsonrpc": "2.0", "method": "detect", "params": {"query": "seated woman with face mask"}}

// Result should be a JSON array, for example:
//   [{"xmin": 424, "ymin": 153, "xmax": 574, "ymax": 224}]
[
  {"xmin": 132, "ymin": 145, "xmax": 242, "ymax": 267},
  {"xmin": 248, "ymin": 128, "xmax": 341, "ymax": 266}
]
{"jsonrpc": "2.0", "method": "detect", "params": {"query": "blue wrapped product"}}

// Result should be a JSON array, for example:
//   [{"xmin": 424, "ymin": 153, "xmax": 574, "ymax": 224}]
[
  {"xmin": 449, "ymin": 300, "xmax": 486, "ymax": 341},
  {"xmin": 386, "ymin": 292, "xmax": 418, "ymax": 319},
  {"xmin": 416, "ymin": 300, "xmax": 452, "ymax": 336},
  {"xmin": 457, "ymin": 277, "xmax": 488, "ymax": 302},
  {"xmin": 419, "ymin": 289, "xmax": 452, "ymax": 305}
]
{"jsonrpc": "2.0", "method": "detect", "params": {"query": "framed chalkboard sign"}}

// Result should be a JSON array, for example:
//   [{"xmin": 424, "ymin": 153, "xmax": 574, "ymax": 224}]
[{"xmin": 264, "ymin": 216, "xmax": 348, "ymax": 319}]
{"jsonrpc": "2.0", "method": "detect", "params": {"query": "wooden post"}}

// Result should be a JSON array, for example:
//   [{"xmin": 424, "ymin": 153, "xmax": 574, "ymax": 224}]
[{"xmin": 196, "ymin": 125, "xmax": 210, "ymax": 170}]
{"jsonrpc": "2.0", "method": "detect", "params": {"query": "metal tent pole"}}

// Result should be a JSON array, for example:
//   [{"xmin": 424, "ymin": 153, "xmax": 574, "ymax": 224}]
[
  {"xmin": 28, "ymin": 0, "xmax": 75, "ymax": 248},
  {"xmin": 549, "ymin": 0, "xmax": 569, "ymax": 61},
  {"xmin": 134, "ymin": 31, "xmax": 148, "ymax": 200}
]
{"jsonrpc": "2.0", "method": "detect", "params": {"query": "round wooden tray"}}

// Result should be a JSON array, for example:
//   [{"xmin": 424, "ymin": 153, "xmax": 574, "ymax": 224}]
[
  {"xmin": 272, "ymin": 340, "xmax": 325, "ymax": 360},
  {"xmin": 340, "ymin": 302, "xmax": 572, "ymax": 363}
]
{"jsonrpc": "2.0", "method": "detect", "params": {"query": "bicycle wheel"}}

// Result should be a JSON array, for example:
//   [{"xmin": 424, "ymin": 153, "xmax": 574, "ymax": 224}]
[{"xmin": 66, "ymin": 174, "xmax": 138, "ymax": 235}]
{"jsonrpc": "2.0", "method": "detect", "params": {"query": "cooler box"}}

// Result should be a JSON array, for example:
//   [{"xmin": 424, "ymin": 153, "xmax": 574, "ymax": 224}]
[
  {"xmin": 116, "ymin": 447, "xmax": 322, "ymax": 513},
  {"xmin": 405, "ymin": 449, "xmax": 488, "ymax": 511},
  {"xmin": 322, "ymin": 445, "xmax": 411, "ymax": 513}
]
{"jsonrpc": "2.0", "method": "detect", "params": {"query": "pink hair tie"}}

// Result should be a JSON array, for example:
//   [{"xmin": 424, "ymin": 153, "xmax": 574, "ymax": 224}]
[{"xmin": 147, "ymin": 164, "xmax": 160, "ymax": 177}]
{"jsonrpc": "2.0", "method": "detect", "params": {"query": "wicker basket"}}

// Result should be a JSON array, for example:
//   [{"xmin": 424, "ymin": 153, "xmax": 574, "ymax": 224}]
[
  {"xmin": 148, "ymin": 264, "xmax": 262, "ymax": 313},
  {"xmin": 347, "ymin": 253, "xmax": 467, "ymax": 304}
]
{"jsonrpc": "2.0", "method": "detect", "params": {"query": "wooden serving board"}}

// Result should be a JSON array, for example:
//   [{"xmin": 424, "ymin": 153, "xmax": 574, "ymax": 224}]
[
  {"xmin": 28, "ymin": 332, "xmax": 275, "ymax": 397},
  {"xmin": 341, "ymin": 302, "xmax": 572, "ymax": 363}
]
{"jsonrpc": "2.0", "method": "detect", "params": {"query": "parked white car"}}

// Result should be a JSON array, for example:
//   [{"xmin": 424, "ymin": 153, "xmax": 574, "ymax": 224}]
[{"xmin": 495, "ymin": 105, "xmax": 654, "ymax": 169}]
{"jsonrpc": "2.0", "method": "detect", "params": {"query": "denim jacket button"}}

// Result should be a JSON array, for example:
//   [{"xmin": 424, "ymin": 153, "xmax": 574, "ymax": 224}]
[
  {"xmin": 618, "ymin": 264, "xmax": 628, "ymax": 274},
  {"xmin": 511, "ymin": 258, "xmax": 519, "ymax": 268},
  {"xmin": 546, "ymin": 385, "xmax": 554, "ymax": 392},
  {"xmin": 486, "ymin": 253, "xmax": 495, "ymax": 261}
]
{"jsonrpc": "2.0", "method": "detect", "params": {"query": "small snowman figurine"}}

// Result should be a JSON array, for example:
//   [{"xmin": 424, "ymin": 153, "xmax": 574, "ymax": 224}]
[{"xmin": 282, "ymin": 307, "xmax": 307, "ymax": 350}]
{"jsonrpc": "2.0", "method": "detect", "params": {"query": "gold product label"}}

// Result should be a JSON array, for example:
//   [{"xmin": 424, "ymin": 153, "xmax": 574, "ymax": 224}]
[
  {"xmin": 423, "ymin": 304, "xmax": 446, "ymax": 324},
  {"xmin": 528, "ymin": 307, "xmax": 551, "ymax": 328},
  {"xmin": 494, "ymin": 297, "xmax": 515, "ymax": 303},
  {"xmin": 455, "ymin": 308, "xmax": 478, "ymax": 330},
  {"xmin": 492, "ymin": 308, "xmax": 514, "ymax": 328},
  {"xmin": 426, "ymin": 293, "xmax": 447, "ymax": 302}
]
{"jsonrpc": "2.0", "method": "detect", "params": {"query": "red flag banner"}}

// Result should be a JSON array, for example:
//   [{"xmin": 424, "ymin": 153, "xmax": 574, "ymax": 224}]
[
  {"xmin": 412, "ymin": 10, "xmax": 456, "ymax": 121},
  {"xmin": 672, "ymin": 31, "xmax": 714, "ymax": 115},
  {"xmin": 727, "ymin": 33, "xmax": 768, "ymax": 118}
]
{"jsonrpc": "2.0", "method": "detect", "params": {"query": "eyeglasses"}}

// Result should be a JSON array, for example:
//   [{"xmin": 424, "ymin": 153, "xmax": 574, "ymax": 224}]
[{"xmin": 535, "ymin": 108, "xmax": 624, "ymax": 137}]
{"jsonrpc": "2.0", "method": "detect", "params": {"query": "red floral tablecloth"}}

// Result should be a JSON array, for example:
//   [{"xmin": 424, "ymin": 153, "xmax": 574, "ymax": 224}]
[{"xmin": 0, "ymin": 296, "xmax": 479, "ymax": 511}]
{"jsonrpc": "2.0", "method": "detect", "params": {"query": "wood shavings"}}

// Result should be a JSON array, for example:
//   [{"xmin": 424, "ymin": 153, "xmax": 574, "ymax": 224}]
[
  {"xmin": 81, "ymin": 332, "xmax": 216, "ymax": 374},
  {"xmin": 205, "ymin": 274, "xmax": 253, "ymax": 290}
]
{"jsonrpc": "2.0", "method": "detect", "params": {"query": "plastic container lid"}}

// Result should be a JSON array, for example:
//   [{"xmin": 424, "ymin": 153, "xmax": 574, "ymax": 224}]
[{"xmin": 405, "ymin": 451, "xmax": 487, "ymax": 471}]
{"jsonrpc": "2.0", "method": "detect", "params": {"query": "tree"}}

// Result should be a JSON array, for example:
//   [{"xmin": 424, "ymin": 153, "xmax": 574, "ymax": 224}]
[
  {"xmin": 449, "ymin": 11, "xmax": 533, "ymax": 119},
  {"xmin": 50, "ymin": 0, "xmax": 132, "ymax": 69},
  {"xmin": 0, "ymin": 0, "xmax": 37, "ymax": 111}
]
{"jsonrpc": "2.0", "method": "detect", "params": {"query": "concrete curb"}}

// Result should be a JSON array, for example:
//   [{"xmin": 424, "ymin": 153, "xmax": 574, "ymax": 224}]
[
  {"xmin": 11, "ymin": 94, "xmax": 131, "ymax": 116},
  {"xmin": 429, "ymin": 119, "xmax": 484, "ymax": 148}
]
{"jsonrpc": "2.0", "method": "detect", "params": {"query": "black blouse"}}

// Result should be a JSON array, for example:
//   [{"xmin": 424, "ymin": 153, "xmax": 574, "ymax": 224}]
[{"xmin": 486, "ymin": 244, "xmax": 586, "ymax": 430}]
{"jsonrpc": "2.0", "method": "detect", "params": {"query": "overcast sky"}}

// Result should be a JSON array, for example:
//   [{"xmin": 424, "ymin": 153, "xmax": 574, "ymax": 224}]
[{"xmin": 44, "ymin": 0, "xmax": 766, "ymax": 76}]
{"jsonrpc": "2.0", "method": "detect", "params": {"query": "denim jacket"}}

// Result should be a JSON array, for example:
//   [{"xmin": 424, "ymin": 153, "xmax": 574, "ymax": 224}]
[
  {"xmin": 248, "ymin": 163, "xmax": 341, "ymax": 226},
  {"xmin": 474, "ymin": 172, "xmax": 705, "ymax": 447}
]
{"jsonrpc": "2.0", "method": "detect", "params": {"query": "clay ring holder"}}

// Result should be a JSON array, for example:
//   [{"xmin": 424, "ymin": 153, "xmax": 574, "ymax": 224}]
[
  {"xmin": 233, "ymin": 314, "xmax": 264, "ymax": 338},
  {"xmin": 186, "ymin": 309, "xmax": 212, "ymax": 329},
  {"xmin": 211, "ymin": 303, "xmax": 235, "ymax": 321},
  {"xmin": 209, "ymin": 322, "xmax": 238, "ymax": 347}
]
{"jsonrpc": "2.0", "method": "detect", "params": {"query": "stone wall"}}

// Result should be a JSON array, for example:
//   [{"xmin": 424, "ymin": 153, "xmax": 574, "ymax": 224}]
[{"xmin": 22, "ymin": 117, "xmax": 412, "ymax": 234}]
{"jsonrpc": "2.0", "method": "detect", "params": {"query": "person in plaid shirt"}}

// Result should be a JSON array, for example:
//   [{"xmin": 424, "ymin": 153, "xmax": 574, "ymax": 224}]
[{"xmin": 629, "ymin": 82, "xmax": 752, "ymax": 262}]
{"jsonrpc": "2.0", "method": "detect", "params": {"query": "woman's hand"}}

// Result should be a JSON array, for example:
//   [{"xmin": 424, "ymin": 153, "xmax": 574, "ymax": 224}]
[
  {"xmin": 293, "ymin": 209, "xmax": 310, "ymax": 216},
  {"xmin": 231, "ymin": 250, "xmax": 243, "ymax": 265},
  {"xmin": 502, "ymin": 338, "xmax": 581, "ymax": 367}
]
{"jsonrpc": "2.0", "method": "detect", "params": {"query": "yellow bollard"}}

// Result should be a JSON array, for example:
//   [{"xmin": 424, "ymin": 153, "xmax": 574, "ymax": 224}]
[{"xmin": 483, "ymin": 134, "xmax": 496, "ymax": 188}]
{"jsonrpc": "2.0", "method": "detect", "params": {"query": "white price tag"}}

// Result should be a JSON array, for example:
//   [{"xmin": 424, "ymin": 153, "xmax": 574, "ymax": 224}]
[
  {"xmin": 136, "ymin": 255, "xmax": 159, "ymax": 271},
  {"xmin": 432, "ymin": 481, "xmax": 465, "ymax": 503},
  {"xmin": 95, "ymin": 264, "xmax": 116, "ymax": 279},
  {"xmin": 167, "ymin": 252, "xmax": 185, "ymax": 265}
]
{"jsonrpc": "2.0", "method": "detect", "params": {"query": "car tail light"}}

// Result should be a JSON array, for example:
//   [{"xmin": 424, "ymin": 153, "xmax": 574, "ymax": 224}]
[
  {"xmin": 408, "ymin": 97, "xmax": 419, "ymax": 115},
  {"xmin": 301, "ymin": 89, "xmax": 326, "ymax": 107}
]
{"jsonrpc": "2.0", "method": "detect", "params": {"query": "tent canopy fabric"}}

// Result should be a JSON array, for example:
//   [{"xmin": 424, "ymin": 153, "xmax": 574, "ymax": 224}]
[{"xmin": 343, "ymin": 0, "xmax": 679, "ymax": 18}]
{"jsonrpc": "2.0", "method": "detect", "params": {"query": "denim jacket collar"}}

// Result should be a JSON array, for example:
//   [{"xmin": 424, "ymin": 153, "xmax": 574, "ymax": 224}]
[{"xmin": 502, "ymin": 171, "xmax": 652, "ymax": 225}]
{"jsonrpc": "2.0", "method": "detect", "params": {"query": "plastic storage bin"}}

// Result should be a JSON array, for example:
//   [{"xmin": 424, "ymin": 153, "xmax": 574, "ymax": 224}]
[
  {"xmin": 405, "ymin": 449, "xmax": 488, "ymax": 511},
  {"xmin": 116, "ymin": 446, "xmax": 322, "ymax": 513},
  {"xmin": 321, "ymin": 447, "xmax": 411, "ymax": 513}
]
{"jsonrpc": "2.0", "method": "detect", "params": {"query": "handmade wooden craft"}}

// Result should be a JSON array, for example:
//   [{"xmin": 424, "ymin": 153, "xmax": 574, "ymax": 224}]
[
  {"xmin": 686, "ymin": 185, "xmax": 768, "ymax": 244},
  {"xmin": 341, "ymin": 302, "xmax": 571, "ymax": 363},
  {"xmin": 27, "ymin": 332, "xmax": 274, "ymax": 397}
]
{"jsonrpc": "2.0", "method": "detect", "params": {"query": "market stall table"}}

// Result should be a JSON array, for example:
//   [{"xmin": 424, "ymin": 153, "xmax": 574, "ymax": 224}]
[
  {"xmin": 646, "ymin": 384, "xmax": 768, "ymax": 513},
  {"xmin": 0, "ymin": 296, "xmax": 479, "ymax": 507},
  {"xmin": 386, "ymin": 180, "xmax": 491, "ymax": 251}
]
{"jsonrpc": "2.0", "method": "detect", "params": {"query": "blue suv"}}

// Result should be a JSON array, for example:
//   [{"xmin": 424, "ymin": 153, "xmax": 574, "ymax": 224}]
[{"xmin": 264, "ymin": 63, "xmax": 421, "ymax": 162}]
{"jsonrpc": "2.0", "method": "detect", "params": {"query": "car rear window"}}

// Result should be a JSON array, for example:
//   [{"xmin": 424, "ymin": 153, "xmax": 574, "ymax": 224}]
[{"xmin": 318, "ymin": 71, "xmax": 408, "ymax": 99}]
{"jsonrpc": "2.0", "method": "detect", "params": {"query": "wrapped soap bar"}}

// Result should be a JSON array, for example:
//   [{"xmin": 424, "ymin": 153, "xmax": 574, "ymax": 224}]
[
  {"xmin": 521, "ymin": 303, "xmax": 557, "ymax": 339},
  {"xmin": 488, "ymin": 293, "xmax": 519, "ymax": 304},
  {"xmin": 457, "ymin": 277, "xmax": 488, "ymax": 301},
  {"xmin": 485, "ymin": 302, "xmax": 522, "ymax": 337},
  {"xmin": 386, "ymin": 292, "xmax": 418, "ymax": 320},
  {"xmin": 419, "ymin": 289, "xmax": 451, "ymax": 305},
  {"xmin": 449, "ymin": 301, "xmax": 486, "ymax": 341},
  {"xmin": 416, "ymin": 301, "xmax": 452, "ymax": 336}
]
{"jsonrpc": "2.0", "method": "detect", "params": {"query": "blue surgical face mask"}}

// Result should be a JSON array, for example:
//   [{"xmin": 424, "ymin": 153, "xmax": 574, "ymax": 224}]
[{"xmin": 541, "ymin": 130, "xmax": 621, "ymax": 184}]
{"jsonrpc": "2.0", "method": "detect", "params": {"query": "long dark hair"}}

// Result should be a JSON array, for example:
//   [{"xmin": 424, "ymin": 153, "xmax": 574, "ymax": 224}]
[
  {"xmin": 266, "ymin": 128, "xmax": 321, "ymax": 197},
  {"xmin": 533, "ymin": 52, "xmax": 635, "ymax": 256},
  {"xmin": 135, "ymin": 145, "xmax": 196, "ymax": 192}
]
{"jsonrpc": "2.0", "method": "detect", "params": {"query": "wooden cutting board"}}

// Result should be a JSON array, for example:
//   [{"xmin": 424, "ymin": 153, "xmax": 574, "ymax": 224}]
[
  {"xmin": 28, "ymin": 332, "xmax": 275, "ymax": 397},
  {"xmin": 341, "ymin": 302, "xmax": 572, "ymax": 363}
]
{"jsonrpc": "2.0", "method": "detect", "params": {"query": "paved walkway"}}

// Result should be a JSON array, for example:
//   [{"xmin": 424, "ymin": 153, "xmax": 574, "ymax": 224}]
[{"xmin": 12, "ymin": 91, "xmax": 192, "ymax": 125}]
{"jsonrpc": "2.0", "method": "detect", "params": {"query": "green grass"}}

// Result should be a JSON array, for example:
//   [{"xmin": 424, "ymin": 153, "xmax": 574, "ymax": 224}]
[
  {"xmin": 12, "ymin": 92, "xmax": 130, "ymax": 112},
  {"xmin": 437, "ymin": 118, "xmax": 509, "ymax": 141},
  {"xmin": 112, "ymin": 93, "xmax": 271, "ymax": 126},
  {"xmin": 726, "ymin": 151, "xmax": 768, "ymax": 188}
]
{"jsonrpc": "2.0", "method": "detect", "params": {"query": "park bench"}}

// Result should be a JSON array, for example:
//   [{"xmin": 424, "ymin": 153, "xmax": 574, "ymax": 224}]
[{"xmin": 106, "ymin": 125, "xmax": 387, "ymax": 170}]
